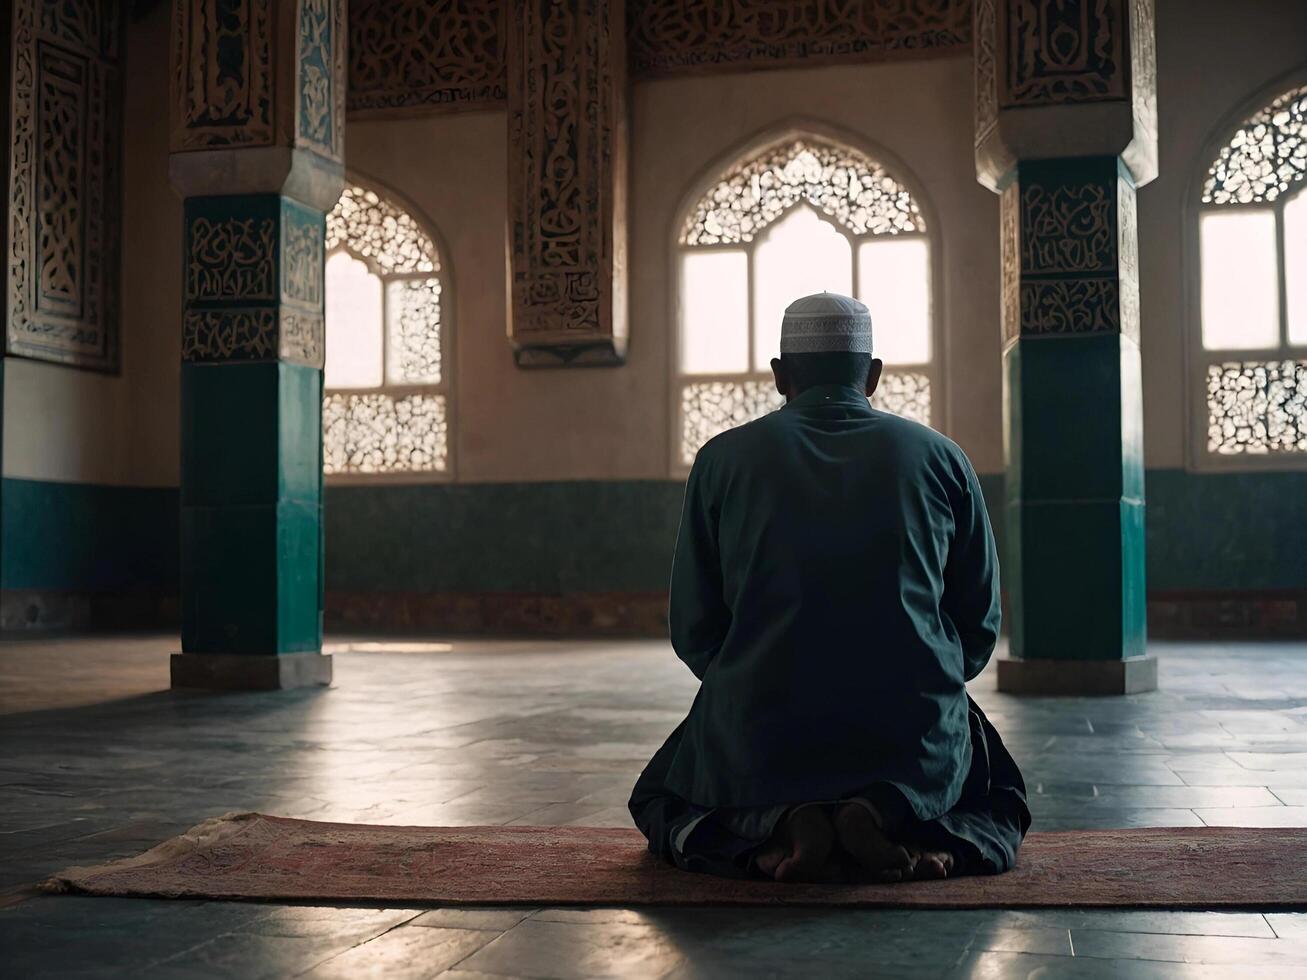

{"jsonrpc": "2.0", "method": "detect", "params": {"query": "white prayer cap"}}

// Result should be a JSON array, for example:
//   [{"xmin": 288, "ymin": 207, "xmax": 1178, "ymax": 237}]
[{"xmin": 779, "ymin": 292, "xmax": 873, "ymax": 355}]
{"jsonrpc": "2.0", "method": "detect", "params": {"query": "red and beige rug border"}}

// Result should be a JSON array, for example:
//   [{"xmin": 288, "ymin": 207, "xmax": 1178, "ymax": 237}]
[{"xmin": 42, "ymin": 812, "xmax": 1307, "ymax": 909}]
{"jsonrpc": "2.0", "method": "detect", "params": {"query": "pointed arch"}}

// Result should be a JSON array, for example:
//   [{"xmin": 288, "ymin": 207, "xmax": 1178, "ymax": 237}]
[
  {"xmin": 322, "ymin": 173, "xmax": 455, "ymax": 479},
  {"xmin": 670, "ymin": 124, "xmax": 940, "ymax": 471},
  {"xmin": 1187, "ymin": 74, "xmax": 1307, "ymax": 469}
]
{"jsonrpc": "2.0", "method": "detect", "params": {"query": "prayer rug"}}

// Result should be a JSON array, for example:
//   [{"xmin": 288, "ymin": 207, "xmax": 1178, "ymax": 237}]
[{"xmin": 44, "ymin": 812, "xmax": 1307, "ymax": 909}]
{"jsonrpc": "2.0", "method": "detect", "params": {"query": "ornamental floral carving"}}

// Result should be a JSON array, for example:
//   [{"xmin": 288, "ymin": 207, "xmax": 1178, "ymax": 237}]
[
  {"xmin": 7, "ymin": 0, "xmax": 122, "ymax": 370},
  {"xmin": 348, "ymin": 0, "xmax": 506, "ymax": 114},
  {"xmin": 508, "ymin": 0, "xmax": 627, "ymax": 352},
  {"xmin": 282, "ymin": 208, "xmax": 325, "ymax": 307},
  {"xmin": 297, "ymin": 0, "xmax": 346, "ymax": 160},
  {"xmin": 630, "ymin": 0, "xmax": 971, "ymax": 77}
]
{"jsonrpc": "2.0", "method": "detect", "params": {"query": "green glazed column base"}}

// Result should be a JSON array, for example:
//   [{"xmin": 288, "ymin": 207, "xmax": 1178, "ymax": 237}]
[
  {"xmin": 997, "ymin": 655, "xmax": 1158, "ymax": 696},
  {"xmin": 171, "ymin": 652, "xmax": 333, "ymax": 691}
]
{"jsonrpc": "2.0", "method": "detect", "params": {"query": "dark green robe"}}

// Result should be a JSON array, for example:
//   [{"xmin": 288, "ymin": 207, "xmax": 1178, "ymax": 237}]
[{"xmin": 631, "ymin": 383, "xmax": 1027, "ymax": 873}]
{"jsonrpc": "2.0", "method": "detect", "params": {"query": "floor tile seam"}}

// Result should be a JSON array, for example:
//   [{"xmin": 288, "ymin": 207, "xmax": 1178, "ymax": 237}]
[
  {"xmin": 1065, "ymin": 925, "xmax": 1301, "ymax": 956},
  {"xmin": 287, "ymin": 910, "xmax": 435, "ymax": 977},
  {"xmin": 138, "ymin": 929, "xmax": 247, "ymax": 973},
  {"xmin": 1264, "ymin": 913, "xmax": 1283, "ymax": 939}
]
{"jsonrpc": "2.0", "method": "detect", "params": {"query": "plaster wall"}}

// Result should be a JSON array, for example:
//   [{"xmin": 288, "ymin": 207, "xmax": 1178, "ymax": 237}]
[
  {"xmin": 1139, "ymin": 0, "xmax": 1307, "ymax": 470},
  {"xmin": 348, "ymin": 53, "xmax": 1001, "ymax": 478},
  {"xmin": 2, "ymin": 3, "xmax": 179, "ymax": 487},
  {"xmin": 342, "ymin": 0, "xmax": 1307, "ymax": 482}
]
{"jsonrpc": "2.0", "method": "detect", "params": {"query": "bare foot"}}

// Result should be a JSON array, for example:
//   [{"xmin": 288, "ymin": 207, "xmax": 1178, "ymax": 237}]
[
  {"xmin": 904, "ymin": 848, "xmax": 955, "ymax": 880},
  {"xmin": 754, "ymin": 805, "xmax": 836, "ymax": 883},
  {"xmin": 832, "ymin": 803, "xmax": 914, "ymax": 882}
]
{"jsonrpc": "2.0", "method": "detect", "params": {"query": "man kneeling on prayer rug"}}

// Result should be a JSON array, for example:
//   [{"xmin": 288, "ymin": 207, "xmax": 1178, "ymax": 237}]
[{"xmin": 630, "ymin": 292, "xmax": 1031, "ymax": 884}]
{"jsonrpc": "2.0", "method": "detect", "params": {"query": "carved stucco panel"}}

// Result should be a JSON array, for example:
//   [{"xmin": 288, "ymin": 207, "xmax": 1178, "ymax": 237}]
[
  {"xmin": 973, "ymin": 0, "xmax": 998, "ymax": 147},
  {"xmin": 7, "ymin": 0, "xmax": 122, "ymax": 370},
  {"xmin": 629, "ymin": 0, "xmax": 972, "ymax": 77},
  {"xmin": 346, "ymin": 1, "xmax": 972, "ymax": 116},
  {"xmin": 999, "ymin": 180, "xmax": 1020, "ymax": 345},
  {"xmin": 296, "ymin": 0, "xmax": 346, "ymax": 161},
  {"xmin": 508, "ymin": 0, "xmax": 626, "ymax": 350},
  {"xmin": 172, "ymin": 0, "xmax": 274, "ymax": 151},
  {"xmin": 1014, "ymin": 161, "xmax": 1134, "ymax": 338},
  {"xmin": 999, "ymin": 0, "xmax": 1127, "ymax": 108},
  {"xmin": 348, "ymin": 0, "xmax": 506, "ymax": 114}
]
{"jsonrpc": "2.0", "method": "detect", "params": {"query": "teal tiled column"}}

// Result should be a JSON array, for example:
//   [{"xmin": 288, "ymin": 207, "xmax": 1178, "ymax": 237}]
[
  {"xmin": 975, "ymin": 0, "xmax": 1158, "ymax": 693},
  {"xmin": 1000, "ymin": 159, "xmax": 1152, "ymax": 692},
  {"xmin": 168, "ymin": 0, "xmax": 344, "ymax": 689},
  {"xmin": 173, "ymin": 195, "xmax": 330, "ymax": 688}
]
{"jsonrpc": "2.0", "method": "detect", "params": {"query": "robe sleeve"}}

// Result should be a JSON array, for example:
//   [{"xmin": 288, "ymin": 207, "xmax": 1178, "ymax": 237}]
[
  {"xmin": 669, "ymin": 455, "xmax": 731, "ymax": 680},
  {"xmin": 944, "ymin": 458, "xmax": 1002, "ymax": 682}
]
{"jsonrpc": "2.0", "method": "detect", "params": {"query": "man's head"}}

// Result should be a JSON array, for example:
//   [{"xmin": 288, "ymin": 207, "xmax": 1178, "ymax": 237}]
[{"xmin": 769, "ymin": 292, "xmax": 883, "ymax": 400}]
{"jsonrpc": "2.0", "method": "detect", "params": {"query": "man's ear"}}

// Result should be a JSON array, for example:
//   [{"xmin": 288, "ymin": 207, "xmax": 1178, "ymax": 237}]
[
  {"xmin": 865, "ymin": 358, "xmax": 884, "ymax": 398},
  {"xmin": 771, "ymin": 357, "xmax": 790, "ymax": 399}
]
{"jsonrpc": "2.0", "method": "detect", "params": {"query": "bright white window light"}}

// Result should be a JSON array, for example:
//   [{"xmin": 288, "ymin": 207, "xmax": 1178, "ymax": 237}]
[
  {"xmin": 325, "ymin": 251, "xmax": 384, "ymax": 388},
  {"xmin": 751, "ymin": 206, "xmax": 852, "ymax": 369},
  {"xmin": 680, "ymin": 250, "xmax": 749, "ymax": 373},
  {"xmin": 1200, "ymin": 210, "xmax": 1279, "ymax": 350},
  {"xmin": 857, "ymin": 238, "xmax": 931, "ymax": 364},
  {"xmin": 1286, "ymin": 192, "xmax": 1307, "ymax": 346}
]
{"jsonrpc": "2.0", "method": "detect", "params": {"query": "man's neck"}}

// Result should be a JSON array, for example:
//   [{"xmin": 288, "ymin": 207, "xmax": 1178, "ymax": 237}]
[{"xmin": 787, "ymin": 382, "xmax": 869, "ymax": 404}]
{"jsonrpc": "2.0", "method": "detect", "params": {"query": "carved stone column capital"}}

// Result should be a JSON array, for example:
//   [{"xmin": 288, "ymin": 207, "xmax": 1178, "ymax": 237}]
[
  {"xmin": 507, "ymin": 0, "xmax": 629, "ymax": 367},
  {"xmin": 975, "ymin": 0, "xmax": 1157, "ymax": 190}
]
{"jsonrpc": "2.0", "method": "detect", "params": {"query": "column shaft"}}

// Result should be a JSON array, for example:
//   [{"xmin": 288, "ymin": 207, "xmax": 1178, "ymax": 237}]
[{"xmin": 169, "ymin": 0, "xmax": 344, "ymax": 689}]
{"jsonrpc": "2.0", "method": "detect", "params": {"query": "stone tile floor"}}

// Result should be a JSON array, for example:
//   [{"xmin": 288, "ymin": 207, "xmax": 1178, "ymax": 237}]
[{"xmin": 1, "ymin": 634, "xmax": 1305, "ymax": 978}]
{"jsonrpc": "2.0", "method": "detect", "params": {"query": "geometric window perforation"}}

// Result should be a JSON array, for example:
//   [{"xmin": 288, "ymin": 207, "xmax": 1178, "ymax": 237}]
[
  {"xmin": 326, "ymin": 185, "xmax": 439, "ymax": 274},
  {"xmin": 1202, "ymin": 86, "xmax": 1307, "ymax": 205},
  {"xmin": 1196, "ymin": 84, "xmax": 1307, "ymax": 466},
  {"xmin": 675, "ymin": 134, "xmax": 934, "ymax": 469},
  {"xmin": 678, "ymin": 371, "xmax": 933, "ymax": 467},
  {"xmin": 681, "ymin": 139, "xmax": 925, "ymax": 246},
  {"xmin": 323, "ymin": 392, "xmax": 448, "ymax": 474},
  {"xmin": 323, "ymin": 183, "xmax": 449, "ymax": 477},
  {"xmin": 1206, "ymin": 360, "xmax": 1307, "ymax": 455}
]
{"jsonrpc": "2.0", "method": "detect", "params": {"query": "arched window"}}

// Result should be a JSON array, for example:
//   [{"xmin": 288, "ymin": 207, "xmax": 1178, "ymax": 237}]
[
  {"xmin": 674, "ymin": 136, "xmax": 935, "ymax": 469},
  {"xmin": 1195, "ymin": 84, "xmax": 1306, "ymax": 463},
  {"xmin": 323, "ymin": 184, "xmax": 451, "ymax": 477}
]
